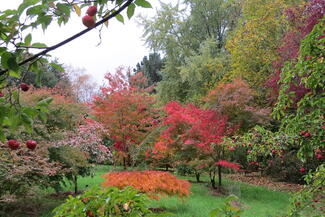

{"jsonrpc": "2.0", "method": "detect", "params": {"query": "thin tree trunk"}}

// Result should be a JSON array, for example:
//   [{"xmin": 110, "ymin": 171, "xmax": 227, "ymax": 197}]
[
  {"xmin": 218, "ymin": 165, "xmax": 222, "ymax": 187},
  {"xmin": 195, "ymin": 172, "xmax": 201, "ymax": 183},
  {"xmin": 210, "ymin": 170, "xmax": 216, "ymax": 189},
  {"xmin": 74, "ymin": 175, "xmax": 78, "ymax": 194},
  {"xmin": 123, "ymin": 157, "xmax": 127, "ymax": 170}
]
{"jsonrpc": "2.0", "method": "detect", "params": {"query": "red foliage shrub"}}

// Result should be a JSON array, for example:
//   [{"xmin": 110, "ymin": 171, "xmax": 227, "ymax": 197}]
[{"xmin": 101, "ymin": 170, "xmax": 191, "ymax": 199}]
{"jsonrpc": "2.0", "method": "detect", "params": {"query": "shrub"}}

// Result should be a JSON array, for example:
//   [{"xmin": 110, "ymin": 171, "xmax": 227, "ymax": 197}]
[
  {"xmin": 101, "ymin": 170, "xmax": 191, "ymax": 199},
  {"xmin": 288, "ymin": 165, "xmax": 325, "ymax": 217},
  {"xmin": 0, "ymin": 141, "xmax": 61, "ymax": 200},
  {"xmin": 48, "ymin": 146, "xmax": 93, "ymax": 194},
  {"xmin": 53, "ymin": 118, "xmax": 112, "ymax": 164},
  {"xmin": 209, "ymin": 195, "xmax": 244, "ymax": 217},
  {"xmin": 52, "ymin": 186, "xmax": 169, "ymax": 217}
]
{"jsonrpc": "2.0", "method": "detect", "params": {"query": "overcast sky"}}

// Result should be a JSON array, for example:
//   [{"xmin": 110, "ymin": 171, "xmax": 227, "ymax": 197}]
[{"xmin": 0, "ymin": 0, "xmax": 175, "ymax": 85}]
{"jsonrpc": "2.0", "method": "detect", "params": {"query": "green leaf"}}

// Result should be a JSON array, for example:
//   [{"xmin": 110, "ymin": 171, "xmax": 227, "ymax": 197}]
[
  {"xmin": 21, "ymin": 113, "xmax": 33, "ymax": 133},
  {"xmin": 31, "ymin": 42, "xmax": 47, "ymax": 48},
  {"xmin": 50, "ymin": 63, "xmax": 65, "ymax": 72},
  {"xmin": 127, "ymin": 3, "xmax": 136, "ymax": 19},
  {"xmin": 115, "ymin": 14, "xmax": 124, "ymax": 24},
  {"xmin": 18, "ymin": 0, "xmax": 41, "ymax": 16},
  {"xmin": 22, "ymin": 107, "xmax": 39, "ymax": 119},
  {"xmin": 1, "ymin": 52, "xmax": 20, "ymax": 72},
  {"xmin": 26, "ymin": 5, "xmax": 46, "ymax": 17},
  {"xmin": 1, "ymin": 52, "xmax": 11, "ymax": 69},
  {"xmin": 37, "ymin": 97, "xmax": 53, "ymax": 107},
  {"xmin": 9, "ymin": 70, "xmax": 21, "ymax": 78},
  {"xmin": 134, "ymin": 0, "xmax": 152, "ymax": 8},
  {"xmin": 24, "ymin": 33, "xmax": 32, "ymax": 46},
  {"xmin": 116, "ymin": 0, "xmax": 123, "ymax": 5}
]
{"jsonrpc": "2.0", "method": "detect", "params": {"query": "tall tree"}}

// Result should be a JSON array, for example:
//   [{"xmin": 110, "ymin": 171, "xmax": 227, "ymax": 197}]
[
  {"xmin": 92, "ymin": 67, "xmax": 159, "ymax": 168},
  {"xmin": 140, "ymin": 0, "xmax": 241, "ymax": 103},
  {"xmin": 225, "ymin": 0, "xmax": 303, "ymax": 99},
  {"xmin": 133, "ymin": 53, "xmax": 164, "ymax": 88},
  {"xmin": 267, "ymin": 0, "xmax": 325, "ymax": 102}
]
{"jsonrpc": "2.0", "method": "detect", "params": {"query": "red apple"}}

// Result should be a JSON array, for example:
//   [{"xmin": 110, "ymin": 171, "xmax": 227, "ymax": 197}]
[
  {"xmin": 86, "ymin": 6, "xmax": 97, "ymax": 16},
  {"xmin": 7, "ymin": 139, "xmax": 20, "ymax": 150},
  {"xmin": 82, "ymin": 15, "xmax": 95, "ymax": 28},
  {"xmin": 20, "ymin": 83, "xmax": 30, "ymax": 92},
  {"xmin": 299, "ymin": 167, "xmax": 305, "ymax": 173},
  {"xmin": 0, "ymin": 92, "xmax": 3, "ymax": 97},
  {"xmin": 26, "ymin": 140, "xmax": 37, "ymax": 150}
]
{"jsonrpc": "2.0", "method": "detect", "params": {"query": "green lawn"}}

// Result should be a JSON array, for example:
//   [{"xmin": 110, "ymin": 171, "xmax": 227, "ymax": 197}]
[
  {"xmin": 0, "ymin": 165, "xmax": 291, "ymax": 217},
  {"xmin": 150, "ymin": 175, "xmax": 290, "ymax": 217}
]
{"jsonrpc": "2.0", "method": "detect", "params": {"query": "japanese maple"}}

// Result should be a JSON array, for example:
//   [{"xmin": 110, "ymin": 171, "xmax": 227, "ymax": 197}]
[
  {"xmin": 92, "ymin": 67, "xmax": 160, "ymax": 168},
  {"xmin": 148, "ymin": 101, "xmax": 238, "ymax": 187},
  {"xmin": 101, "ymin": 170, "xmax": 190, "ymax": 199}
]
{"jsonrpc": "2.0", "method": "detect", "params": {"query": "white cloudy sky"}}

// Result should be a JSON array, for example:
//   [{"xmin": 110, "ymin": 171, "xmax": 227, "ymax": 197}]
[{"xmin": 0, "ymin": 0, "xmax": 175, "ymax": 84}]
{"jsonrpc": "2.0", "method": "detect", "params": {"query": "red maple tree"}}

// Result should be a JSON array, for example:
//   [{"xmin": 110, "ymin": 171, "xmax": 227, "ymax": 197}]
[
  {"xmin": 92, "ymin": 67, "xmax": 160, "ymax": 168},
  {"xmin": 147, "ymin": 101, "xmax": 236, "ymax": 188}
]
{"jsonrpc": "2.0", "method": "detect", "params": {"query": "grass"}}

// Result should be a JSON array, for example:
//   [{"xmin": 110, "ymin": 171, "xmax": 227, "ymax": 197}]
[
  {"xmin": 1, "ymin": 165, "xmax": 292, "ymax": 217},
  {"xmin": 150, "ymin": 175, "xmax": 290, "ymax": 217}
]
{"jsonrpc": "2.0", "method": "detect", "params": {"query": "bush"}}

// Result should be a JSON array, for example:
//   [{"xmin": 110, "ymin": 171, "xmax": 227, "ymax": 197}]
[
  {"xmin": 52, "ymin": 186, "xmax": 171, "ymax": 217},
  {"xmin": 264, "ymin": 150, "xmax": 305, "ymax": 183},
  {"xmin": 48, "ymin": 146, "xmax": 93, "ymax": 193},
  {"xmin": 101, "ymin": 170, "xmax": 191, "ymax": 199},
  {"xmin": 0, "ymin": 141, "xmax": 61, "ymax": 200},
  {"xmin": 288, "ymin": 165, "xmax": 325, "ymax": 217},
  {"xmin": 209, "ymin": 195, "xmax": 244, "ymax": 217}
]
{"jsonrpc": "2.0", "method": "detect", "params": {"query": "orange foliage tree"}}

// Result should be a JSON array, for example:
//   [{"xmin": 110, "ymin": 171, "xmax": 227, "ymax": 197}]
[
  {"xmin": 101, "ymin": 170, "xmax": 191, "ymax": 199},
  {"xmin": 204, "ymin": 78, "xmax": 271, "ymax": 133},
  {"xmin": 92, "ymin": 68, "xmax": 160, "ymax": 168}
]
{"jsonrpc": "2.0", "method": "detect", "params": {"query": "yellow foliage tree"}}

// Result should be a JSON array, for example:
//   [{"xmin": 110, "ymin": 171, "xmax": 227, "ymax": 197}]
[{"xmin": 225, "ymin": 0, "xmax": 303, "ymax": 91}]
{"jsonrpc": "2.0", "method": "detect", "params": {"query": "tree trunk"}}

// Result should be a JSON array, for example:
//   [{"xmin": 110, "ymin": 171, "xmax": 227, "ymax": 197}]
[
  {"xmin": 195, "ymin": 172, "xmax": 201, "ymax": 183},
  {"xmin": 127, "ymin": 154, "xmax": 132, "ymax": 167},
  {"xmin": 209, "ymin": 170, "xmax": 216, "ymax": 189},
  {"xmin": 74, "ymin": 175, "xmax": 78, "ymax": 194},
  {"xmin": 218, "ymin": 165, "xmax": 222, "ymax": 187},
  {"xmin": 123, "ymin": 157, "xmax": 127, "ymax": 170},
  {"xmin": 165, "ymin": 164, "xmax": 169, "ymax": 171}
]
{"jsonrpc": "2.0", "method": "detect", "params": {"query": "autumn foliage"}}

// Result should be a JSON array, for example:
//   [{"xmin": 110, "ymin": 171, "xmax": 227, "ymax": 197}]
[
  {"xmin": 101, "ymin": 170, "xmax": 191, "ymax": 199},
  {"xmin": 267, "ymin": 0, "xmax": 325, "ymax": 102},
  {"xmin": 154, "ymin": 101, "xmax": 228, "ymax": 154},
  {"xmin": 216, "ymin": 160, "xmax": 241, "ymax": 171},
  {"xmin": 92, "ymin": 68, "xmax": 160, "ymax": 167}
]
